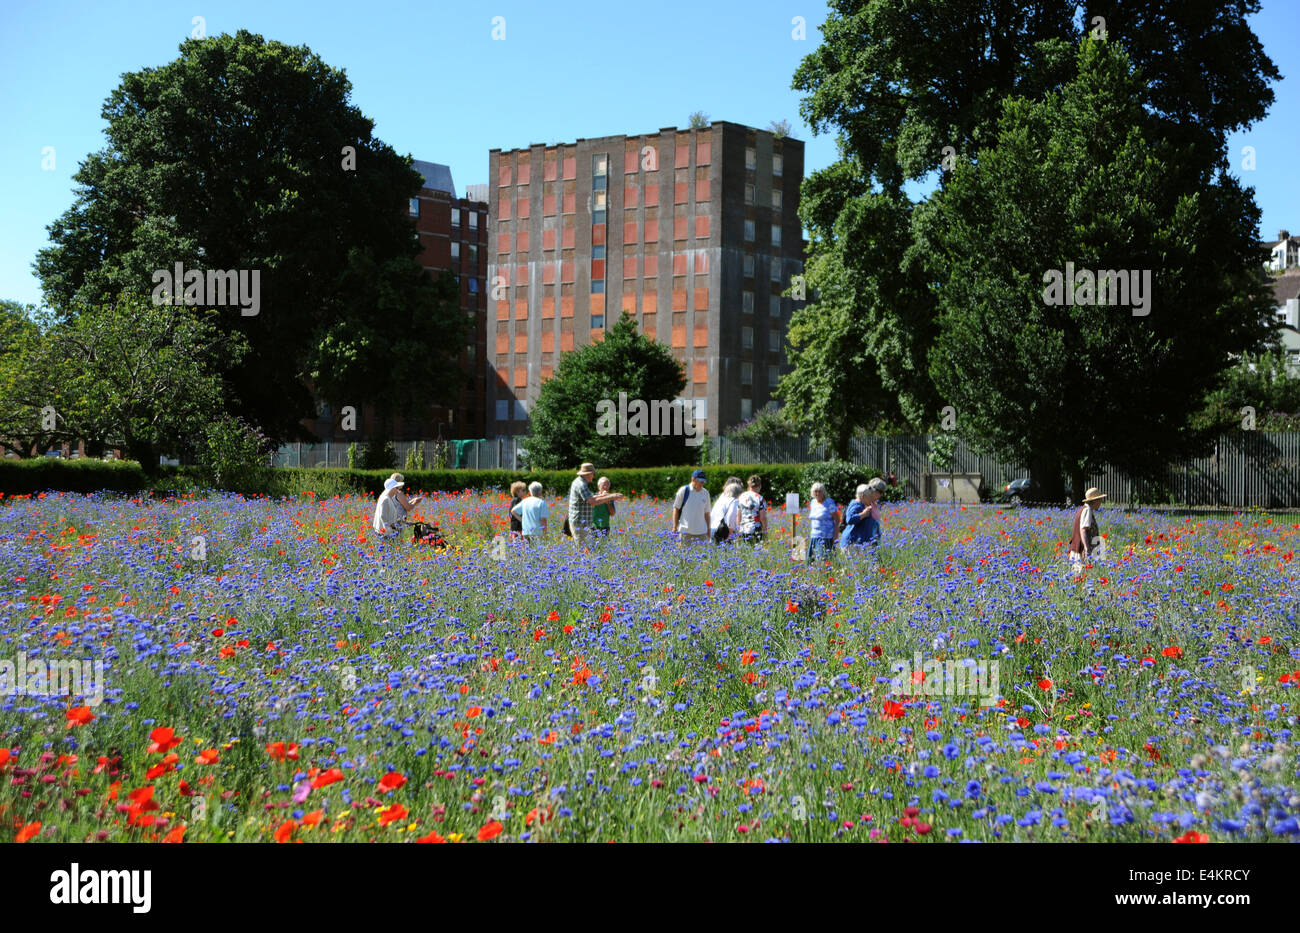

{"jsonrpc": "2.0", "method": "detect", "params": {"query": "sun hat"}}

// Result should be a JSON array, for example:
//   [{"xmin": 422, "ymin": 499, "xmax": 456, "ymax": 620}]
[
  {"xmin": 577, "ymin": 462, "xmax": 596, "ymax": 476},
  {"xmin": 383, "ymin": 472, "xmax": 405, "ymax": 492},
  {"xmin": 1083, "ymin": 487, "xmax": 1107, "ymax": 503},
  {"xmin": 691, "ymin": 469, "xmax": 707, "ymax": 482}
]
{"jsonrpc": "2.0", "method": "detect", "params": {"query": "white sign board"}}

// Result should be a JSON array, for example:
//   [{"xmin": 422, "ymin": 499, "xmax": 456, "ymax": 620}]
[{"xmin": 785, "ymin": 493, "xmax": 800, "ymax": 514}]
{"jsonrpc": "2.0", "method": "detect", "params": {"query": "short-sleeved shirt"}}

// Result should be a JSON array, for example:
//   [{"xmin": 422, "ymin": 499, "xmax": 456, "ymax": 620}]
[
  {"xmin": 673, "ymin": 483, "xmax": 712, "ymax": 535},
  {"xmin": 568, "ymin": 476, "xmax": 594, "ymax": 529},
  {"xmin": 736, "ymin": 490, "xmax": 766, "ymax": 534},
  {"xmin": 592, "ymin": 501, "xmax": 613, "ymax": 530},
  {"xmin": 808, "ymin": 496, "xmax": 838, "ymax": 540},
  {"xmin": 512, "ymin": 496, "xmax": 549, "ymax": 536}
]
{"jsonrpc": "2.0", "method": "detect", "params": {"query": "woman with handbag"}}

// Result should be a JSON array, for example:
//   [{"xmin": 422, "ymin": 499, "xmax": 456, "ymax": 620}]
[{"xmin": 710, "ymin": 481, "xmax": 742, "ymax": 544}]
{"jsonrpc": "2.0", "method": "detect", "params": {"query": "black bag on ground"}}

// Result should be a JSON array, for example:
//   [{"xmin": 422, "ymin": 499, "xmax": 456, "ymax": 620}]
[{"xmin": 411, "ymin": 522, "xmax": 448, "ymax": 549}]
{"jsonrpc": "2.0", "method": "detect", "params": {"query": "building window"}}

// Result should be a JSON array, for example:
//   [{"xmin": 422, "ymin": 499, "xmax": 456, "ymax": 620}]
[
  {"xmin": 744, "ymin": 254, "xmax": 754, "ymax": 277},
  {"xmin": 409, "ymin": 197, "xmax": 419, "ymax": 217},
  {"xmin": 745, "ymin": 184, "xmax": 755, "ymax": 204},
  {"xmin": 772, "ymin": 189, "xmax": 782, "ymax": 210},
  {"xmin": 451, "ymin": 208, "xmax": 461, "ymax": 226},
  {"xmin": 592, "ymin": 244, "xmax": 606, "ymax": 260},
  {"xmin": 451, "ymin": 241, "xmax": 460, "ymax": 262},
  {"xmin": 514, "ymin": 400, "xmax": 528, "ymax": 420},
  {"xmin": 771, "ymin": 259, "xmax": 782, "ymax": 281},
  {"xmin": 742, "ymin": 326, "xmax": 753, "ymax": 349},
  {"xmin": 773, "ymin": 153, "xmax": 783, "ymax": 176},
  {"xmin": 740, "ymin": 398, "xmax": 752, "ymax": 420},
  {"xmin": 744, "ymin": 220, "xmax": 755, "ymax": 242},
  {"xmin": 468, "ymin": 244, "xmax": 479, "ymax": 265},
  {"xmin": 592, "ymin": 314, "xmax": 605, "ymax": 329},
  {"xmin": 594, "ymin": 174, "xmax": 607, "ymax": 191},
  {"xmin": 746, "ymin": 147, "xmax": 756, "ymax": 170},
  {"xmin": 743, "ymin": 291, "xmax": 754, "ymax": 313},
  {"xmin": 592, "ymin": 280, "xmax": 605, "ymax": 293},
  {"xmin": 593, "ymin": 153, "xmax": 608, "ymax": 176},
  {"xmin": 769, "ymin": 330, "xmax": 780, "ymax": 352},
  {"xmin": 593, "ymin": 190, "xmax": 607, "ymax": 211},
  {"xmin": 469, "ymin": 212, "xmax": 479, "ymax": 229},
  {"xmin": 741, "ymin": 362, "xmax": 752, "ymax": 385},
  {"xmin": 768, "ymin": 364, "xmax": 779, "ymax": 387},
  {"xmin": 593, "ymin": 210, "xmax": 607, "ymax": 225},
  {"xmin": 468, "ymin": 278, "xmax": 479, "ymax": 293},
  {"xmin": 770, "ymin": 296, "xmax": 781, "ymax": 317},
  {"xmin": 771, "ymin": 224, "xmax": 782, "ymax": 248},
  {"xmin": 694, "ymin": 398, "xmax": 707, "ymax": 421},
  {"xmin": 495, "ymin": 400, "xmax": 509, "ymax": 421}
]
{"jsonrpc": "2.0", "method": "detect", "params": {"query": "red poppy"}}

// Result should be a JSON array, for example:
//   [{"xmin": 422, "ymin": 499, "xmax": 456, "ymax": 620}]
[
  {"xmin": 265, "ymin": 741, "xmax": 300, "ymax": 761},
  {"xmin": 547, "ymin": 610, "xmax": 560, "ymax": 622},
  {"xmin": 467, "ymin": 706, "xmax": 482, "ymax": 717},
  {"xmin": 418, "ymin": 830, "xmax": 447, "ymax": 843},
  {"xmin": 301, "ymin": 810, "xmax": 325, "ymax": 827},
  {"xmin": 526, "ymin": 807, "xmax": 553, "ymax": 826},
  {"xmin": 0, "ymin": 748, "xmax": 10, "ymax": 770},
  {"xmin": 65, "ymin": 706, "xmax": 94, "ymax": 728},
  {"xmin": 882, "ymin": 700, "xmax": 906, "ymax": 720},
  {"xmin": 377, "ymin": 771, "xmax": 407, "ymax": 794},
  {"xmin": 1161, "ymin": 646, "xmax": 1183, "ymax": 659},
  {"xmin": 147, "ymin": 727, "xmax": 182, "ymax": 754},
  {"xmin": 15, "ymin": 821, "xmax": 41, "ymax": 843},
  {"xmin": 195, "ymin": 748, "xmax": 219, "ymax": 765},
  {"xmin": 312, "ymin": 768, "xmax": 344, "ymax": 788},
  {"xmin": 162, "ymin": 825, "xmax": 186, "ymax": 843},
  {"xmin": 1036, "ymin": 679, "xmax": 1052, "ymax": 691},
  {"xmin": 1173, "ymin": 830, "xmax": 1208, "ymax": 843},
  {"xmin": 477, "ymin": 820, "xmax": 504, "ymax": 841},
  {"xmin": 785, "ymin": 600, "xmax": 799, "ymax": 613},
  {"xmin": 871, "ymin": 645, "xmax": 882, "ymax": 657},
  {"xmin": 274, "ymin": 820, "xmax": 296, "ymax": 843},
  {"xmin": 378, "ymin": 803, "xmax": 408, "ymax": 826},
  {"xmin": 740, "ymin": 650, "xmax": 757, "ymax": 666}
]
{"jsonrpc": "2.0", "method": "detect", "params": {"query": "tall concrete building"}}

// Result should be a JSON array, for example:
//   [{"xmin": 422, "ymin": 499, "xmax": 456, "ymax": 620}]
[{"xmin": 486, "ymin": 122, "xmax": 804, "ymax": 438}]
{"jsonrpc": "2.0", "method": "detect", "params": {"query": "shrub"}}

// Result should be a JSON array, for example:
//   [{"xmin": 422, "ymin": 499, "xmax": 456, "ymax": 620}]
[
  {"xmin": 0, "ymin": 458, "xmax": 150, "ymax": 495},
  {"xmin": 799, "ymin": 460, "xmax": 882, "ymax": 508},
  {"xmin": 197, "ymin": 416, "xmax": 272, "ymax": 495}
]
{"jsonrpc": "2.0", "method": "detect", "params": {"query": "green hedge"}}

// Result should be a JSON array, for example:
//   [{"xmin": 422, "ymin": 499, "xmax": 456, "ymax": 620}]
[
  {"xmin": 266, "ymin": 464, "xmax": 818, "ymax": 501},
  {"xmin": 0, "ymin": 459, "xmax": 152, "ymax": 495},
  {"xmin": 0, "ymin": 459, "xmax": 882, "ymax": 502}
]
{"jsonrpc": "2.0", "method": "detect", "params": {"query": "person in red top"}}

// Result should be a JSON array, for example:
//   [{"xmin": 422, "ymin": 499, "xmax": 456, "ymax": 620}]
[{"xmin": 1068, "ymin": 487, "xmax": 1107, "ymax": 568}]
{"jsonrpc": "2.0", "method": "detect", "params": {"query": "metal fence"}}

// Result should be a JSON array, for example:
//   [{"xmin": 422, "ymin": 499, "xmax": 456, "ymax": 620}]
[
  {"xmin": 270, "ymin": 438, "xmax": 527, "ymax": 471},
  {"xmin": 718, "ymin": 432, "xmax": 1300, "ymax": 509},
  {"xmin": 270, "ymin": 432, "xmax": 1300, "ymax": 508}
]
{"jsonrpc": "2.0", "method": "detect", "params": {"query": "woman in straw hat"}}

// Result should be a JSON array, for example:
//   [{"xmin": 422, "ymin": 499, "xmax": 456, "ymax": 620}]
[
  {"xmin": 1068, "ymin": 487, "xmax": 1107, "ymax": 567},
  {"xmin": 373, "ymin": 472, "xmax": 424, "ymax": 540}
]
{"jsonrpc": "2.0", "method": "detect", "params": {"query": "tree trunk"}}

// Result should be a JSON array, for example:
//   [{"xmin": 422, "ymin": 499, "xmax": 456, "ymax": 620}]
[
  {"xmin": 1028, "ymin": 451, "xmax": 1065, "ymax": 506},
  {"xmin": 1068, "ymin": 468, "xmax": 1087, "ymax": 508},
  {"xmin": 128, "ymin": 438, "xmax": 160, "ymax": 477}
]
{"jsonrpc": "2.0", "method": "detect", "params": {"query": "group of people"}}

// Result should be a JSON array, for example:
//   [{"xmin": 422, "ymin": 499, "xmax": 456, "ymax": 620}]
[{"xmin": 373, "ymin": 462, "xmax": 1110, "ymax": 574}]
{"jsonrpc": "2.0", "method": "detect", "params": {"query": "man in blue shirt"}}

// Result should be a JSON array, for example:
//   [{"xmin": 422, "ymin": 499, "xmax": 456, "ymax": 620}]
[{"xmin": 511, "ymin": 481, "xmax": 550, "ymax": 542}]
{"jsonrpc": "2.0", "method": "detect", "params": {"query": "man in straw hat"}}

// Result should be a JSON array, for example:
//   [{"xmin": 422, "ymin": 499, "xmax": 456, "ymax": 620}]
[
  {"xmin": 567, "ymin": 462, "xmax": 624, "ymax": 549},
  {"xmin": 373, "ymin": 472, "xmax": 424, "ymax": 541},
  {"xmin": 1068, "ymin": 487, "xmax": 1107, "ymax": 569}
]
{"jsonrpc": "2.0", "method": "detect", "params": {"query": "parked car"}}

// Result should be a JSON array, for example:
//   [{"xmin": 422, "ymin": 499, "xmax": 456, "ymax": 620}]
[
  {"xmin": 43, "ymin": 449, "xmax": 61, "ymax": 459},
  {"xmin": 1003, "ymin": 477, "xmax": 1031, "ymax": 504}
]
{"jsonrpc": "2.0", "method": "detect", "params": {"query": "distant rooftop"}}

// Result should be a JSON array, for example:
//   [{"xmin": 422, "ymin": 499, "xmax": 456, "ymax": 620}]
[
  {"xmin": 412, "ymin": 160, "xmax": 456, "ymax": 198},
  {"xmin": 464, "ymin": 183, "xmax": 489, "ymax": 204}
]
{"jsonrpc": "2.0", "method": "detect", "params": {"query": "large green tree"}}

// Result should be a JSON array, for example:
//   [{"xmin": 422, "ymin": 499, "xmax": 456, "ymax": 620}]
[
  {"xmin": 0, "ymin": 300, "xmax": 63, "ymax": 458},
  {"xmin": 48, "ymin": 293, "xmax": 244, "ymax": 474},
  {"xmin": 925, "ymin": 39, "xmax": 1276, "ymax": 503},
  {"xmin": 786, "ymin": 0, "xmax": 1280, "ymax": 451},
  {"xmin": 525, "ymin": 313, "xmax": 690, "ymax": 469},
  {"xmin": 34, "ymin": 30, "xmax": 466, "ymax": 443}
]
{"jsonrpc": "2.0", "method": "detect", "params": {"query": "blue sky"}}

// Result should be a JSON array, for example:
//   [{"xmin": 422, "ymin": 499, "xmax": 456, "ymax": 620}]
[{"xmin": 1, "ymin": 0, "xmax": 1296, "ymax": 306}]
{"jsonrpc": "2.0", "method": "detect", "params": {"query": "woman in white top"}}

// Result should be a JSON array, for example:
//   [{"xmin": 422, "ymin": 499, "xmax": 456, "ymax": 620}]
[
  {"xmin": 372, "ymin": 472, "xmax": 422, "ymax": 539},
  {"xmin": 710, "ymin": 481, "xmax": 743, "ymax": 544}
]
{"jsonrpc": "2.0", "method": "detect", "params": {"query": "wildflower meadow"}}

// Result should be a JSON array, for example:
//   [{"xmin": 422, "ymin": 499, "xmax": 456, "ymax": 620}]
[{"xmin": 2, "ymin": 490, "xmax": 1297, "ymax": 844}]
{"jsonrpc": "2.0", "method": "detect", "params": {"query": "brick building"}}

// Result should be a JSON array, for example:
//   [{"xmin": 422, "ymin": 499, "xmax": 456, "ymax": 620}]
[
  {"xmin": 485, "ymin": 122, "xmax": 804, "ymax": 438},
  {"xmin": 300, "ymin": 160, "xmax": 490, "ymax": 442}
]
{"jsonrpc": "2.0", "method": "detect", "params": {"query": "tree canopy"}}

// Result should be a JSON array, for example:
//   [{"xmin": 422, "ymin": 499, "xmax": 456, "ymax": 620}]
[
  {"xmin": 525, "ymin": 313, "xmax": 690, "ymax": 469},
  {"xmin": 34, "ymin": 29, "xmax": 467, "ymax": 444}
]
